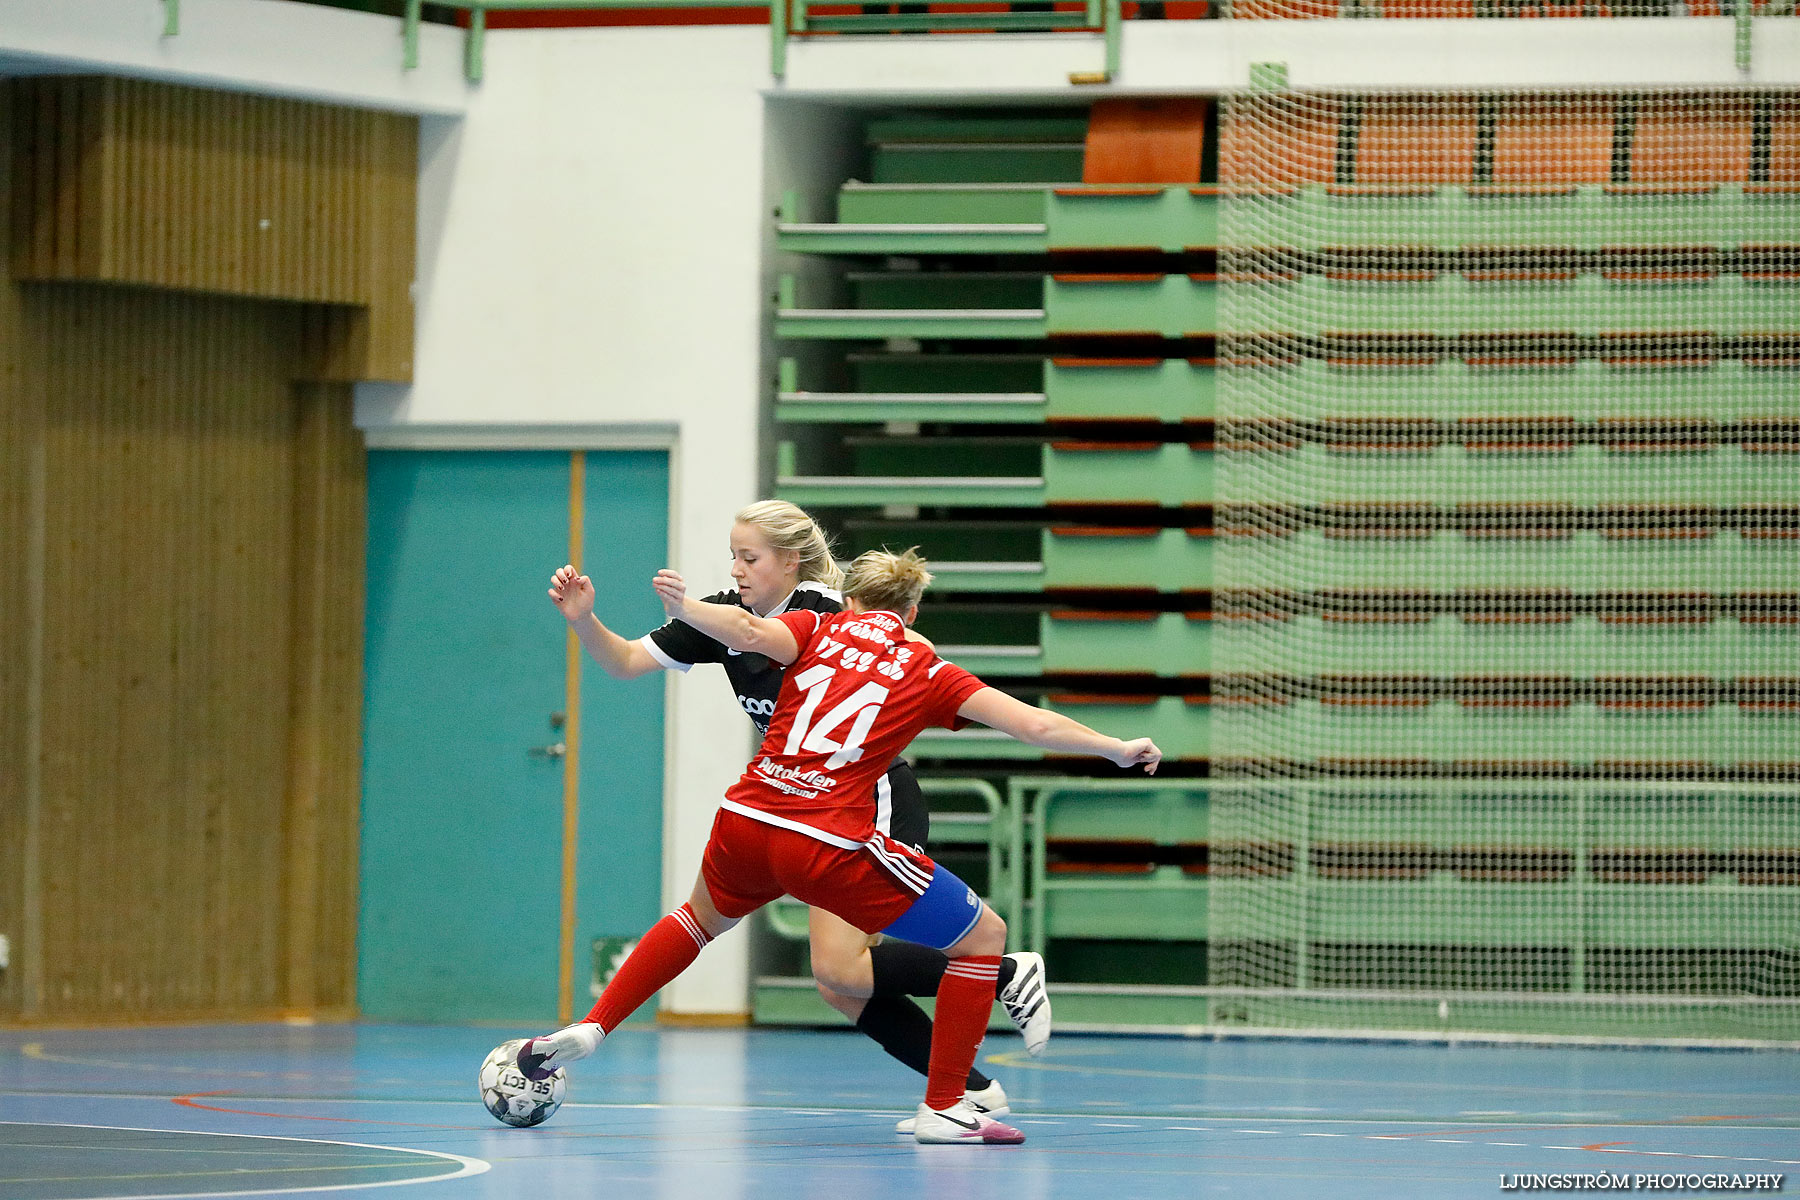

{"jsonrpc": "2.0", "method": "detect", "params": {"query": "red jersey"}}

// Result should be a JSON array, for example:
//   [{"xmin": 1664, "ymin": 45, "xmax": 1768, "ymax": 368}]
[{"xmin": 720, "ymin": 608, "xmax": 987, "ymax": 848}]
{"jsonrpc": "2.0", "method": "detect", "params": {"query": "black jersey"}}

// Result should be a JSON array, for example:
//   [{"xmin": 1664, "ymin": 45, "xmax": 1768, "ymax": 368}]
[
  {"xmin": 640, "ymin": 581, "xmax": 844, "ymax": 736},
  {"xmin": 639, "ymin": 581, "xmax": 929, "ymax": 848}
]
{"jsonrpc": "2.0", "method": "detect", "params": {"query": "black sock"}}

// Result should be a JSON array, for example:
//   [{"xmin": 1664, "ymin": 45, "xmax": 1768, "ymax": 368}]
[
  {"xmin": 854, "ymin": 995, "xmax": 993, "ymax": 1090},
  {"xmin": 869, "ymin": 939, "xmax": 952, "ymax": 997},
  {"xmin": 870, "ymin": 940, "xmax": 1021, "ymax": 999}
]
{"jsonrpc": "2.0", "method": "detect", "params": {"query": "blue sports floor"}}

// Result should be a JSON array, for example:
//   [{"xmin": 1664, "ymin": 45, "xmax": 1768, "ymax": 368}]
[{"xmin": 2, "ymin": 1022, "xmax": 1797, "ymax": 1199}]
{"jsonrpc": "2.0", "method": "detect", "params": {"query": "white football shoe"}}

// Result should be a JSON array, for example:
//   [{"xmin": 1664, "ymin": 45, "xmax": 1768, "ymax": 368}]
[
  {"xmin": 515, "ymin": 1021, "xmax": 603, "ymax": 1081},
  {"xmin": 911, "ymin": 1096, "xmax": 1026, "ymax": 1145},
  {"xmin": 999, "ymin": 952, "xmax": 1052, "ymax": 1056},
  {"xmin": 894, "ymin": 1079, "xmax": 1008, "ymax": 1134}
]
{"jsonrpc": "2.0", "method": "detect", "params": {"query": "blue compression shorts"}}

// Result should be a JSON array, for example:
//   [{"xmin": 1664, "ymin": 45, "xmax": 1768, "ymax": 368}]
[{"xmin": 878, "ymin": 863, "xmax": 983, "ymax": 950}]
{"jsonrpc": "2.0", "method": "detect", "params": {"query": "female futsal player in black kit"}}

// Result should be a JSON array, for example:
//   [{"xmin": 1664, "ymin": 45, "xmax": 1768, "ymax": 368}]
[{"xmin": 548, "ymin": 500, "xmax": 1050, "ymax": 1131}]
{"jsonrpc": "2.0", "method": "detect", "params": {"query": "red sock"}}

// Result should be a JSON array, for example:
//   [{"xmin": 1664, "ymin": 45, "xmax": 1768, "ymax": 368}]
[
  {"xmin": 583, "ymin": 904, "xmax": 713, "ymax": 1033},
  {"xmin": 925, "ymin": 954, "xmax": 1001, "ymax": 1110}
]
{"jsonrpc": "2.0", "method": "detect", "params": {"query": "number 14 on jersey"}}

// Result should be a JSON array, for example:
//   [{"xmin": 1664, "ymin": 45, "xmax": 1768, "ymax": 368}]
[{"xmin": 783, "ymin": 664, "xmax": 889, "ymax": 771}]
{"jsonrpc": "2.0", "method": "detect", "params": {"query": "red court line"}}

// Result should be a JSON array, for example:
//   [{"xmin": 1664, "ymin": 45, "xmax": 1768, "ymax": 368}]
[
  {"xmin": 1379, "ymin": 1114, "xmax": 1757, "ymax": 1140},
  {"xmin": 173, "ymin": 1090, "xmax": 485, "ymax": 1131}
]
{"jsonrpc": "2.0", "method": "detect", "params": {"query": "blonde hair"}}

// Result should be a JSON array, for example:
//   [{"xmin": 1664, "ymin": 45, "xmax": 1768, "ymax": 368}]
[
  {"xmin": 842, "ymin": 547, "xmax": 933, "ymax": 617},
  {"xmin": 733, "ymin": 500, "xmax": 844, "ymax": 589}
]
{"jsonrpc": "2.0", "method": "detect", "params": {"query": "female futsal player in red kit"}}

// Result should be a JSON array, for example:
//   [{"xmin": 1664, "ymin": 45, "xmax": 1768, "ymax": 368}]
[{"xmin": 518, "ymin": 547, "xmax": 1161, "ymax": 1144}]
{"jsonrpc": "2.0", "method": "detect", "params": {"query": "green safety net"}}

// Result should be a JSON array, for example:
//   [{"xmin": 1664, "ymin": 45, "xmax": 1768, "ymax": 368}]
[{"xmin": 1210, "ymin": 89, "xmax": 1800, "ymax": 1041}]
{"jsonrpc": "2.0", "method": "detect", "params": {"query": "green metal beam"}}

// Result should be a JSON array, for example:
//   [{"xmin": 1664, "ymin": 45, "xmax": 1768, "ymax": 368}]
[
  {"xmin": 776, "ymin": 310, "xmax": 1048, "ymax": 340},
  {"xmin": 775, "ymin": 392, "xmax": 1048, "ymax": 423},
  {"xmin": 778, "ymin": 223, "xmax": 1049, "ymax": 255},
  {"xmin": 778, "ymin": 476, "xmax": 1048, "ymax": 508},
  {"xmin": 403, "ymin": 0, "xmax": 422, "ymax": 70},
  {"xmin": 1104, "ymin": 0, "xmax": 1121, "ymax": 80},
  {"xmin": 769, "ymin": 0, "xmax": 787, "ymax": 78},
  {"xmin": 467, "ymin": 5, "xmax": 486, "ymax": 83}
]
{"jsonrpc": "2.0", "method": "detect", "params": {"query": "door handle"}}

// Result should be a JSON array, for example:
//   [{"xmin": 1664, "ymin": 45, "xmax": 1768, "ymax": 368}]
[{"xmin": 528, "ymin": 742, "xmax": 567, "ymax": 759}]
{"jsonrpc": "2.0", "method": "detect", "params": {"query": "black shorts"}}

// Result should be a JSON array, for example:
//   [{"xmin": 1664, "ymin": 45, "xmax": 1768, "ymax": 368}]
[{"xmin": 881, "ymin": 757, "xmax": 929, "ymax": 853}]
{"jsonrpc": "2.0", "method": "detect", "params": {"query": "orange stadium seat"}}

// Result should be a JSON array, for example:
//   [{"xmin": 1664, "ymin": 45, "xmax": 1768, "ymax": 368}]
[
  {"xmin": 1228, "ymin": 0, "xmax": 1340, "ymax": 14},
  {"xmin": 1490, "ymin": 95, "xmax": 1615, "ymax": 186},
  {"xmin": 1629, "ymin": 97, "xmax": 1755, "ymax": 185},
  {"xmin": 1220, "ymin": 95, "xmax": 1345, "ymax": 188},
  {"xmin": 1354, "ymin": 97, "xmax": 1480, "ymax": 186},
  {"xmin": 1378, "ymin": 0, "xmax": 1477, "ymax": 16},
  {"xmin": 1513, "ymin": 0, "xmax": 1614, "ymax": 16},
  {"xmin": 1083, "ymin": 98, "xmax": 1210, "ymax": 185}
]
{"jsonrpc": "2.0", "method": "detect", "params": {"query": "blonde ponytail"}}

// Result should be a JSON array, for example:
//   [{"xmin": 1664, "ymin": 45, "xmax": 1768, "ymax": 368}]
[{"xmin": 841, "ymin": 546, "xmax": 933, "ymax": 617}]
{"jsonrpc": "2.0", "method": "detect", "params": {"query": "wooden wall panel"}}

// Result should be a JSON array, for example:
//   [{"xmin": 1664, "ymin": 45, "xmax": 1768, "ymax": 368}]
[
  {"xmin": 6, "ymin": 77, "xmax": 105, "ymax": 281},
  {"xmin": 10, "ymin": 77, "xmax": 416, "ymax": 384},
  {"xmin": 2, "ymin": 79, "xmax": 373, "ymax": 1023},
  {"xmin": 286, "ymin": 382, "xmax": 365, "ymax": 1016},
  {"xmin": 361, "ymin": 110, "xmax": 418, "ymax": 383},
  {"xmin": 303, "ymin": 112, "xmax": 417, "ymax": 384},
  {"xmin": 26, "ymin": 284, "xmax": 300, "ymax": 1017},
  {"xmin": 0, "ymin": 82, "xmax": 36, "ymax": 1020}
]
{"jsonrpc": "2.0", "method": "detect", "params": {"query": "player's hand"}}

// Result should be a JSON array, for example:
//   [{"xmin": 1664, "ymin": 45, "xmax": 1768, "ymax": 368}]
[
  {"xmin": 1115, "ymin": 737, "xmax": 1162, "ymax": 775},
  {"xmin": 548, "ymin": 564, "xmax": 596, "ymax": 623},
  {"xmin": 652, "ymin": 569, "xmax": 688, "ymax": 618}
]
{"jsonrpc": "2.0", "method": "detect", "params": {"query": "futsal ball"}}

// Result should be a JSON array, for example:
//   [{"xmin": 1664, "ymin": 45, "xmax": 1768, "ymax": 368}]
[{"xmin": 478, "ymin": 1039, "xmax": 566, "ymax": 1127}]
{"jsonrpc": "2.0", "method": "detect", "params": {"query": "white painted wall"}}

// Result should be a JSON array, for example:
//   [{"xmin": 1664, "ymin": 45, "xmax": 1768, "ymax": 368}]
[
  {"xmin": 6, "ymin": 0, "xmax": 1794, "ymax": 1017},
  {"xmin": 359, "ymin": 26, "xmax": 780, "ymax": 1015}
]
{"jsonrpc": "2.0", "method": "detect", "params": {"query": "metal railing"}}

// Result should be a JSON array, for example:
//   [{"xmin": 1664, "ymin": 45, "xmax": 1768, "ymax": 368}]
[
  {"xmin": 157, "ymin": 0, "xmax": 1783, "ymax": 84},
  {"xmin": 401, "ymin": 0, "xmax": 1122, "ymax": 81},
  {"xmin": 403, "ymin": 0, "xmax": 786, "ymax": 78}
]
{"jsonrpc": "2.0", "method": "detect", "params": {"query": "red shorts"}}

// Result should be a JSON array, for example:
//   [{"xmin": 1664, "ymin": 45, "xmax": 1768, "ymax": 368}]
[{"xmin": 700, "ymin": 808, "xmax": 936, "ymax": 934}]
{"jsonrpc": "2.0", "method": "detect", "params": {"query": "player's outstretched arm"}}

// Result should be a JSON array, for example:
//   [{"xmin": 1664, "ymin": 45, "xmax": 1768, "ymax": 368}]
[
  {"xmin": 651, "ymin": 569, "xmax": 802, "ymax": 665},
  {"xmin": 956, "ymin": 687, "xmax": 1162, "ymax": 774},
  {"xmin": 549, "ymin": 563, "xmax": 662, "ymax": 680}
]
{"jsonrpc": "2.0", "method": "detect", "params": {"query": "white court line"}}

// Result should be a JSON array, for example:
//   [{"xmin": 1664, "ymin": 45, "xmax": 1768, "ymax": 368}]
[
  {"xmin": 16, "ymin": 1102, "xmax": 1797, "ymax": 1175},
  {"xmin": 26, "ymin": 1092, "xmax": 1800, "ymax": 1135},
  {"xmin": 0, "ymin": 1119, "xmax": 487, "ymax": 1200}
]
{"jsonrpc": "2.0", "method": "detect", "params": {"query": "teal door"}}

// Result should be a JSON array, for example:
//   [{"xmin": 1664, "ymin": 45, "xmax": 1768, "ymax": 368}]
[{"xmin": 359, "ymin": 449, "xmax": 668, "ymax": 1023}]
